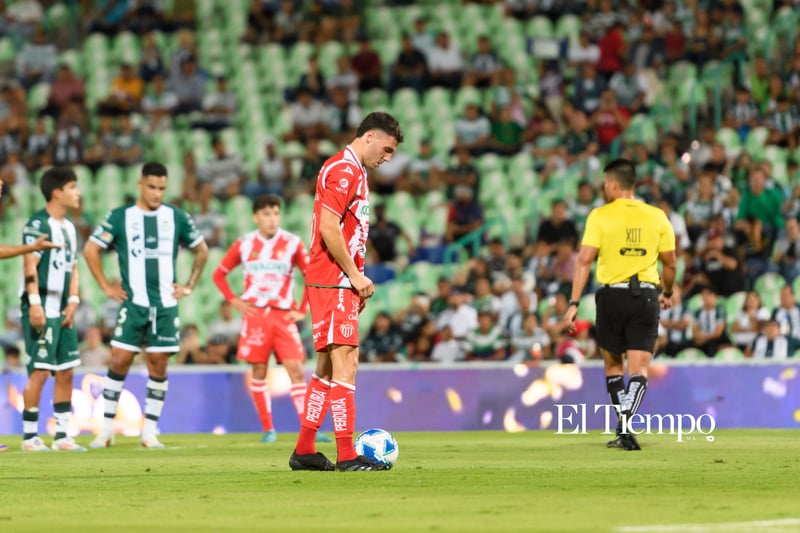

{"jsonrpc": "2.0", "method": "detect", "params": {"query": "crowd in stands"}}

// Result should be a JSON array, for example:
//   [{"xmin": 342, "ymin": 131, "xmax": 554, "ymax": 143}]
[{"xmin": 2, "ymin": 0, "xmax": 800, "ymax": 369}]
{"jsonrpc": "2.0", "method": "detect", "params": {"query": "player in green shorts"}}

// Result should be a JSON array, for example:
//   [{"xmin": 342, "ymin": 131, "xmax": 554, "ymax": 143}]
[
  {"xmin": 83, "ymin": 162, "xmax": 208, "ymax": 448},
  {"xmin": 20, "ymin": 167, "xmax": 86, "ymax": 452}
]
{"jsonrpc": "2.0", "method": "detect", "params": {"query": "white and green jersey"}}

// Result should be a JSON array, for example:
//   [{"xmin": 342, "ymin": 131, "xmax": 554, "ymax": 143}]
[
  {"xmin": 20, "ymin": 209, "xmax": 78, "ymax": 319},
  {"xmin": 89, "ymin": 203, "xmax": 204, "ymax": 308}
]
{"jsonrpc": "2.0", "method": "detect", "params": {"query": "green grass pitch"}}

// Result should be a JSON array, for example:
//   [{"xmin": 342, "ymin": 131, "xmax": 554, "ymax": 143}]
[{"xmin": 1, "ymin": 430, "xmax": 798, "ymax": 532}]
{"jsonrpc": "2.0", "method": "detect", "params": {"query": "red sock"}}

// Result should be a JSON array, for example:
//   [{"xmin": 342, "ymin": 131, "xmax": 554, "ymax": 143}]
[
  {"xmin": 295, "ymin": 374, "xmax": 331, "ymax": 455},
  {"xmin": 330, "ymin": 380, "xmax": 357, "ymax": 462},
  {"xmin": 290, "ymin": 383, "xmax": 306, "ymax": 420},
  {"xmin": 251, "ymin": 379, "xmax": 273, "ymax": 432}
]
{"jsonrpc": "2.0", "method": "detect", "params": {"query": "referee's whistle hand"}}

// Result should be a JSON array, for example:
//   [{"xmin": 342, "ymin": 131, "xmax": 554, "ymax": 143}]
[
  {"xmin": 563, "ymin": 306, "xmax": 578, "ymax": 334},
  {"xmin": 659, "ymin": 293, "xmax": 674, "ymax": 310}
]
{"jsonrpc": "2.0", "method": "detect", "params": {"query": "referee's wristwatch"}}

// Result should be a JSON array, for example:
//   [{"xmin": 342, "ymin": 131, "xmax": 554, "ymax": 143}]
[{"xmin": 568, "ymin": 299, "xmax": 580, "ymax": 308}]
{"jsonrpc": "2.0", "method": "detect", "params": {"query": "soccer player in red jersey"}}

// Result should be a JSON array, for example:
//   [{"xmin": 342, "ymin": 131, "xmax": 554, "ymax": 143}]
[
  {"xmin": 289, "ymin": 112, "xmax": 403, "ymax": 471},
  {"xmin": 212, "ymin": 194, "xmax": 330, "ymax": 443}
]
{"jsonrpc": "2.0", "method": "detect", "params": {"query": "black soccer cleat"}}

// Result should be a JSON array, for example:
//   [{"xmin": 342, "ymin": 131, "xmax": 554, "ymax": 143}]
[
  {"xmin": 620, "ymin": 433, "xmax": 642, "ymax": 451},
  {"xmin": 335, "ymin": 455, "xmax": 391, "ymax": 471},
  {"xmin": 606, "ymin": 435, "xmax": 625, "ymax": 448},
  {"xmin": 289, "ymin": 450, "xmax": 335, "ymax": 471}
]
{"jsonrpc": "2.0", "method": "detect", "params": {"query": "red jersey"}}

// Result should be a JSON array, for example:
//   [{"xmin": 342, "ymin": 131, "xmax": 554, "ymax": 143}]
[
  {"xmin": 213, "ymin": 228, "xmax": 308, "ymax": 311},
  {"xmin": 305, "ymin": 145, "xmax": 370, "ymax": 288}
]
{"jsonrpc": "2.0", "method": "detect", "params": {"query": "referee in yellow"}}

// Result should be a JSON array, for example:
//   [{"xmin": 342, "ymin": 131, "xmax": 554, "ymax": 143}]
[{"xmin": 564, "ymin": 158, "xmax": 677, "ymax": 451}]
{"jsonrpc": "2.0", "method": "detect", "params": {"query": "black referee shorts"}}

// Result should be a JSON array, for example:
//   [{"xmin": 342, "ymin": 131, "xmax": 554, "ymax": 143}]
[{"xmin": 595, "ymin": 287, "xmax": 659, "ymax": 355}]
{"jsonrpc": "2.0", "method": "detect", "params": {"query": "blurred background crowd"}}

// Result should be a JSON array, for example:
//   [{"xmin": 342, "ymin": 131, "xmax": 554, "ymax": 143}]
[{"xmin": 0, "ymin": 0, "xmax": 799, "ymax": 370}]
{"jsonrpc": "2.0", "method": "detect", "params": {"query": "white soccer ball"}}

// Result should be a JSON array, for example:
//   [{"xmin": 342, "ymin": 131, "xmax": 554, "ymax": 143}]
[{"xmin": 354, "ymin": 428, "xmax": 399, "ymax": 467}]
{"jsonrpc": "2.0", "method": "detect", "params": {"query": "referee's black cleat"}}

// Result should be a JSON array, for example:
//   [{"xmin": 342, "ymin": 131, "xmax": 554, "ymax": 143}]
[
  {"xmin": 336, "ymin": 455, "xmax": 391, "ymax": 471},
  {"xmin": 620, "ymin": 433, "xmax": 642, "ymax": 451},
  {"xmin": 289, "ymin": 450, "xmax": 335, "ymax": 471},
  {"xmin": 606, "ymin": 435, "xmax": 625, "ymax": 448}
]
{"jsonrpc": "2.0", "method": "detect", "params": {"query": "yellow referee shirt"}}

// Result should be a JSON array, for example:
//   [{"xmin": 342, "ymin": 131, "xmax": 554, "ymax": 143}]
[{"xmin": 581, "ymin": 198, "xmax": 676, "ymax": 285}]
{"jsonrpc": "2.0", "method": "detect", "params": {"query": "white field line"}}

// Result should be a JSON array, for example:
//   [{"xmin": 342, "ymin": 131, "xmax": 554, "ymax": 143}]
[{"xmin": 616, "ymin": 518, "xmax": 800, "ymax": 532}]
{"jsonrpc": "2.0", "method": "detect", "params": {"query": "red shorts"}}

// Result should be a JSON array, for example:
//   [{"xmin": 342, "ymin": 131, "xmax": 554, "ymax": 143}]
[
  {"xmin": 237, "ymin": 308, "xmax": 304, "ymax": 365},
  {"xmin": 307, "ymin": 286, "xmax": 361, "ymax": 352}
]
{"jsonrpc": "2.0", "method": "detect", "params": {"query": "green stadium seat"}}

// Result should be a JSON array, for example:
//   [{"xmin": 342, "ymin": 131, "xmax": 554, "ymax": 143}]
[
  {"xmin": 0, "ymin": 37, "xmax": 15, "ymax": 65},
  {"xmin": 577, "ymin": 293, "xmax": 596, "ymax": 323},
  {"xmin": 27, "ymin": 83, "xmax": 50, "ymax": 112},
  {"xmin": 717, "ymin": 346, "xmax": 745, "ymax": 361},
  {"xmin": 754, "ymin": 272, "xmax": 785, "ymax": 309},
  {"xmin": 554, "ymin": 14, "xmax": 581, "ymax": 42},
  {"xmin": 762, "ymin": 145, "xmax": 789, "ymax": 185},
  {"xmin": 724, "ymin": 291, "xmax": 747, "ymax": 324},
  {"xmin": 744, "ymin": 126, "xmax": 769, "ymax": 158},
  {"xmin": 675, "ymin": 347, "xmax": 705, "ymax": 360},
  {"xmin": 526, "ymin": 16, "xmax": 554, "ymax": 38},
  {"xmin": 716, "ymin": 127, "xmax": 742, "ymax": 157},
  {"xmin": 686, "ymin": 293, "xmax": 703, "ymax": 313}
]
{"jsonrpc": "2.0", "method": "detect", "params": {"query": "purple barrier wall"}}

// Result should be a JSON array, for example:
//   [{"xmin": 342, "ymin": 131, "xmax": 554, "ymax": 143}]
[{"xmin": 1, "ymin": 362, "xmax": 799, "ymax": 436}]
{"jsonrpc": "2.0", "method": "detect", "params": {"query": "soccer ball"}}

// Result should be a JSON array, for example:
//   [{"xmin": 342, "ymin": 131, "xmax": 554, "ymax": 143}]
[{"xmin": 354, "ymin": 428, "xmax": 399, "ymax": 467}]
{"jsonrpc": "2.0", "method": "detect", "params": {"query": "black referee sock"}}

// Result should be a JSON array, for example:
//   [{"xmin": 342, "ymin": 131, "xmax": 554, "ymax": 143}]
[
  {"xmin": 606, "ymin": 375, "xmax": 625, "ymax": 433},
  {"xmin": 623, "ymin": 374, "xmax": 648, "ymax": 420}
]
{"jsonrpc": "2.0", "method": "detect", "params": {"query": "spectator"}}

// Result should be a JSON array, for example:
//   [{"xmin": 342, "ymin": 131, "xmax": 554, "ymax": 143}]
[
  {"xmin": 691, "ymin": 286, "xmax": 732, "ymax": 357},
  {"xmin": 326, "ymin": 55, "xmax": 359, "ymax": 99},
  {"xmin": 175, "ymin": 324, "xmax": 208, "ymax": 364},
  {"xmin": 110, "ymin": 114, "xmax": 143, "ymax": 166},
  {"xmin": 508, "ymin": 308, "xmax": 550, "ymax": 362},
  {"xmin": 724, "ymin": 86, "xmax": 759, "ymax": 142},
  {"xmin": 366, "ymin": 203, "xmax": 415, "ymax": 269},
  {"xmin": 658, "ymin": 199, "xmax": 690, "ymax": 255},
  {"xmin": 97, "ymin": 63, "xmax": 145, "ymax": 115},
  {"xmin": 454, "ymin": 103, "xmax": 491, "ymax": 155},
  {"xmin": 488, "ymin": 106, "xmax": 525, "ymax": 155},
  {"xmin": 206, "ymin": 300, "xmax": 241, "ymax": 364},
  {"xmin": 42, "ymin": 64, "xmax": 86, "ymax": 119},
  {"xmin": 731, "ymin": 291, "xmax": 771, "ymax": 352},
  {"xmin": 734, "ymin": 168, "xmax": 784, "ymax": 276},
  {"xmin": 609, "ymin": 62, "xmax": 648, "ymax": 115},
  {"xmin": 139, "ymin": 32, "xmax": 166, "ymax": 83},
  {"xmin": 568, "ymin": 31, "xmax": 601, "ymax": 67},
  {"xmin": 197, "ymin": 75, "xmax": 237, "ymax": 131},
  {"xmin": 198, "ymin": 136, "xmax": 248, "ymax": 200},
  {"xmin": 292, "ymin": 137, "xmax": 328, "ymax": 198},
  {"xmin": 569, "ymin": 181, "xmax": 602, "ymax": 234},
  {"xmin": 766, "ymin": 97, "xmax": 799, "ymax": 150},
  {"xmin": 297, "ymin": 54, "xmax": 327, "ymax": 101},
  {"xmin": 663, "ymin": 19, "xmax": 687, "ymax": 64},
  {"xmin": 773, "ymin": 217, "xmax": 800, "ymax": 283},
  {"xmin": 463, "ymin": 35, "xmax": 501, "ymax": 89},
  {"xmin": 427, "ymin": 32, "xmax": 464, "ymax": 90},
  {"xmin": 696, "ymin": 223, "xmax": 746, "ymax": 297},
  {"xmin": 445, "ymin": 185, "xmax": 483, "ymax": 244},
  {"xmin": 430, "ymin": 325, "xmax": 463, "ymax": 363},
  {"xmin": 192, "ymin": 182, "xmax": 225, "ymax": 248},
  {"xmin": 436, "ymin": 287, "xmax": 479, "ymax": 350},
  {"xmin": 246, "ymin": 138, "xmax": 289, "ymax": 199},
  {"xmin": 397, "ymin": 293, "xmax": 434, "ymax": 346},
  {"xmin": 283, "ymin": 87, "xmax": 329, "ymax": 143},
  {"xmin": 628, "ymin": 23, "xmax": 665, "ymax": 73},
  {"xmin": 15, "ymin": 25, "xmax": 58, "ymax": 89},
  {"xmin": 716, "ymin": 8, "xmax": 746, "ymax": 63},
  {"xmin": 410, "ymin": 17, "xmax": 435, "ymax": 56},
  {"xmin": 1, "ymin": 346, "xmax": 22, "ymax": 370},
  {"xmin": 465, "ymin": 309, "xmax": 507, "ymax": 361},
  {"xmin": 406, "ymin": 318, "xmax": 437, "ymax": 361},
  {"xmin": 273, "ymin": 0, "xmax": 304, "ymax": 46},
  {"xmin": 591, "ymin": 90, "xmax": 630, "ymax": 152},
  {"xmin": 361, "ymin": 312, "xmax": 405, "ymax": 362},
  {"xmin": 656, "ymin": 284, "xmax": 691, "ymax": 356},
  {"xmin": 169, "ymin": 29, "xmax": 199, "ymax": 78},
  {"xmin": 0, "ymin": 306, "xmax": 23, "ymax": 352},
  {"xmin": 243, "ymin": 0, "xmax": 274, "ymax": 45},
  {"xmin": 326, "ymin": 87, "xmax": 361, "ymax": 145},
  {"xmin": 80, "ymin": 326, "xmax": 111, "ymax": 367},
  {"xmin": 574, "ymin": 62, "xmax": 607, "ymax": 115},
  {"xmin": 407, "ymin": 139, "xmax": 445, "ymax": 195},
  {"xmin": 749, "ymin": 319, "xmax": 791, "ymax": 359},
  {"xmin": 24, "ymin": 116, "xmax": 51, "ymax": 170},
  {"xmin": 536, "ymin": 199, "xmax": 579, "ymax": 253},
  {"xmin": 471, "ymin": 277, "xmax": 502, "ymax": 316},
  {"xmin": 430, "ymin": 276, "xmax": 452, "ymax": 317},
  {"xmin": 684, "ymin": 173, "xmax": 723, "ymax": 243},
  {"xmin": 141, "ymin": 74, "xmax": 178, "ymax": 132},
  {"xmin": 351, "ymin": 37, "xmax": 383, "ymax": 91},
  {"xmin": 597, "ymin": 21, "xmax": 627, "ymax": 80},
  {"xmin": 563, "ymin": 109, "xmax": 599, "ymax": 166},
  {"xmin": 168, "ymin": 55, "xmax": 206, "ymax": 115},
  {"xmin": 389, "ymin": 33, "xmax": 429, "ymax": 94},
  {"xmin": 772, "ymin": 285, "xmax": 800, "ymax": 350},
  {"xmin": 51, "ymin": 102, "xmax": 85, "ymax": 166},
  {"xmin": 83, "ymin": 114, "xmax": 116, "ymax": 172},
  {"xmin": 371, "ymin": 148, "xmax": 410, "ymax": 195}
]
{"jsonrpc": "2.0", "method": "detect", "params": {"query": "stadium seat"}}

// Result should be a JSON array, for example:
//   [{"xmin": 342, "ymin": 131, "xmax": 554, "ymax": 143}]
[
  {"xmin": 744, "ymin": 127, "xmax": 769, "ymax": 159},
  {"xmin": 675, "ymin": 347, "xmax": 705, "ymax": 360},
  {"xmin": 577, "ymin": 294, "xmax": 596, "ymax": 323},
  {"xmin": 724, "ymin": 291, "xmax": 747, "ymax": 324},
  {"xmin": 717, "ymin": 347, "xmax": 745, "ymax": 361},
  {"xmin": 526, "ymin": 16, "xmax": 554, "ymax": 38},
  {"xmin": 754, "ymin": 272, "xmax": 786, "ymax": 309},
  {"xmin": 716, "ymin": 127, "xmax": 742, "ymax": 158},
  {"xmin": 554, "ymin": 14, "xmax": 581, "ymax": 42}
]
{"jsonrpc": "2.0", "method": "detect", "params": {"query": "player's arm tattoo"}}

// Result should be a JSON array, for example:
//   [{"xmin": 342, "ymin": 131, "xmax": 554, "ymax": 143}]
[
  {"xmin": 23, "ymin": 253, "xmax": 40, "ymax": 296},
  {"xmin": 186, "ymin": 240, "xmax": 209, "ymax": 289}
]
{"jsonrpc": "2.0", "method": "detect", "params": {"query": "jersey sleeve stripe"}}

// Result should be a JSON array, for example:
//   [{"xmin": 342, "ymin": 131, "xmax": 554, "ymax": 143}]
[
  {"xmin": 88, "ymin": 236, "xmax": 109, "ymax": 249},
  {"xmin": 321, "ymin": 203, "xmax": 343, "ymax": 217},
  {"xmin": 188, "ymin": 236, "xmax": 205, "ymax": 248}
]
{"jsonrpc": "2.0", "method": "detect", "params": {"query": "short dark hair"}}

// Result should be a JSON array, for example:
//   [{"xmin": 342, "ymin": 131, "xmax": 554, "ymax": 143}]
[
  {"xmin": 356, "ymin": 112, "xmax": 404, "ymax": 143},
  {"xmin": 40, "ymin": 166, "xmax": 77, "ymax": 202},
  {"xmin": 253, "ymin": 194, "xmax": 282, "ymax": 213},
  {"xmin": 603, "ymin": 158, "xmax": 637, "ymax": 190},
  {"xmin": 141, "ymin": 162, "xmax": 168, "ymax": 178}
]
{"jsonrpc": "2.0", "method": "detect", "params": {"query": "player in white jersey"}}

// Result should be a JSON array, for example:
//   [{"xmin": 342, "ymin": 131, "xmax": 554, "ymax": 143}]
[
  {"xmin": 19, "ymin": 167, "xmax": 86, "ymax": 452},
  {"xmin": 212, "ymin": 194, "xmax": 330, "ymax": 443},
  {"xmin": 83, "ymin": 162, "xmax": 209, "ymax": 449}
]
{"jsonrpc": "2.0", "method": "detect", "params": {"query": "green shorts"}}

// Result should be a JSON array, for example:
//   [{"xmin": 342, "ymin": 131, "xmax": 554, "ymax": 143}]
[
  {"xmin": 111, "ymin": 302, "xmax": 181, "ymax": 353},
  {"xmin": 21, "ymin": 314, "xmax": 80, "ymax": 374}
]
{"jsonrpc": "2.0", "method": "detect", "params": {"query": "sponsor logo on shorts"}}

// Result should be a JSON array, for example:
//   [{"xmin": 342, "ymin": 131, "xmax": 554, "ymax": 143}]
[
  {"xmin": 339, "ymin": 322, "xmax": 354, "ymax": 339},
  {"xmin": 240, "ymin": 346, "xmax": 251, "ymax": 356},
  {"xmin": 336, "ymin": 289, "xmax": 345, "ymax": 312},
  {"xmin": 247, "ymin": 327, "xmax": 265, "ymax": 346},
  {"xmin": 312, "ymin": 320, "xmax": 325, "ymax": 330}
]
